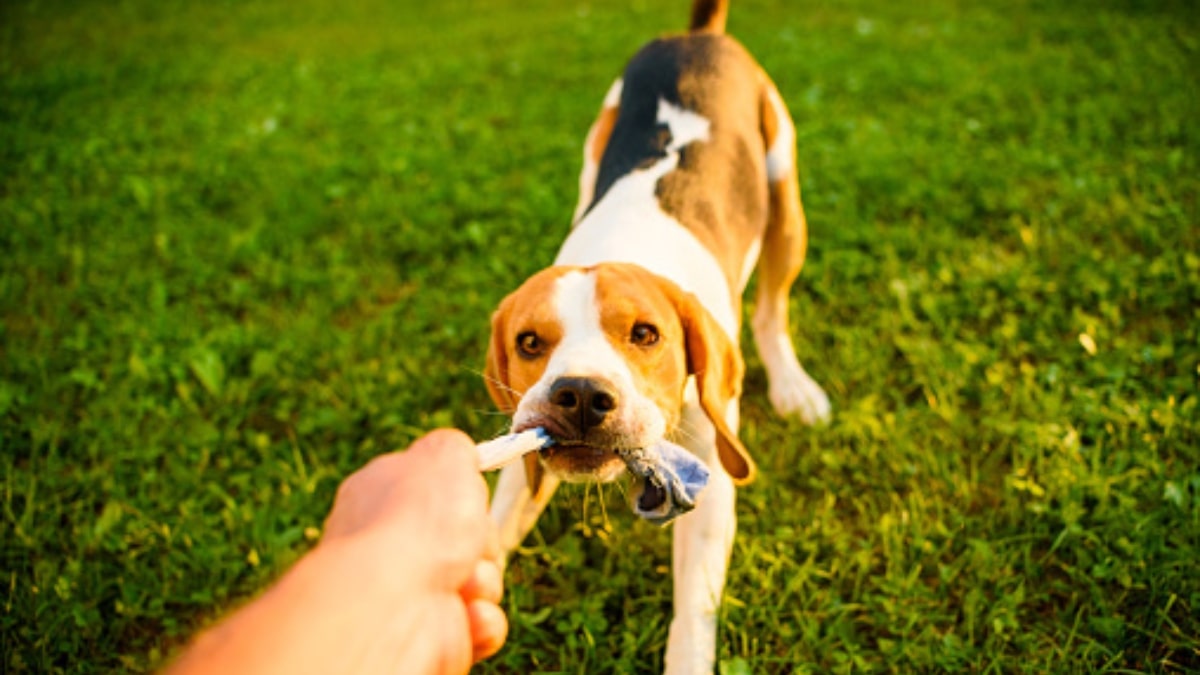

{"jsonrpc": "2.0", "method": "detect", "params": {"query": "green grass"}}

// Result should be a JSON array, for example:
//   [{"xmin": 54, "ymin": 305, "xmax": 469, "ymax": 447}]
[{"xmin": 2, "ymin": 0, "xmax": 1197, "ymax": 672}]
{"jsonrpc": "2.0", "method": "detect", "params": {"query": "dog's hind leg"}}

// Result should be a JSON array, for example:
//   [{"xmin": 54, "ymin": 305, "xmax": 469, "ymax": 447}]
[{"xmin": 752, "ymin": 84, "xmax": 831, "ymax": 425}]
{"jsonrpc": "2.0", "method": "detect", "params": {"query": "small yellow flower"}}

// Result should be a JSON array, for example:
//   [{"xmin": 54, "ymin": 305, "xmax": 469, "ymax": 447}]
[{"xmin": 1078, "ymin": 333, "xmax": 1097, "ymax": 355}]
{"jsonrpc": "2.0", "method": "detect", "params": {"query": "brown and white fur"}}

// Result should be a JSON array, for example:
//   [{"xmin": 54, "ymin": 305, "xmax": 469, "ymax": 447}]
[{"xmin": 484, "ymin": 1, "xmax": 830, "ymax": 671}]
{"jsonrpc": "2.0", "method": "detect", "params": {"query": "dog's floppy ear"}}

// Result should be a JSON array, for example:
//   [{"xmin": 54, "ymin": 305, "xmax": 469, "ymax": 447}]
[
  {"xmin": 484, "ymin": 301, "xmax": 515, "ymax": 414},
  {"xmin": 484, "ymin": 297, "xmax": 547, "ymax": 496},
  {"xmin": 671, "ymin": 287, "xmax": 757, "ymax": 485}
]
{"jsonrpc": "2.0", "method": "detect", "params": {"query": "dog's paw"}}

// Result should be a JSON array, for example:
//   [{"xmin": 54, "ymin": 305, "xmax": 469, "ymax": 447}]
[{"xmin": 768, "ymin": 366, "xmax": 831, "ymax": 425}]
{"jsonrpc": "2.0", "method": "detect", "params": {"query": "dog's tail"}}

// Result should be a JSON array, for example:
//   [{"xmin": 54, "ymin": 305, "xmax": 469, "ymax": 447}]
[{"xmin": 689, "ymin": 0, "xmax": 728, "ymax": 33}]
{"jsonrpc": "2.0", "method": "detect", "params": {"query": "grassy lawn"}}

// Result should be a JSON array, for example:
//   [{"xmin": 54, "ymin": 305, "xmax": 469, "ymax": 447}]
[{"xmin": 2, "ymin": 0, "xmax": 1197, "ymax": 672}]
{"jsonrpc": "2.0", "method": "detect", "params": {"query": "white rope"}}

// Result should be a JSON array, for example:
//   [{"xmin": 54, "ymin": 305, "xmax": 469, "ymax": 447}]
[{"xmin": 475, "ymin": 428, "xmax": 553, "ymax": 471}]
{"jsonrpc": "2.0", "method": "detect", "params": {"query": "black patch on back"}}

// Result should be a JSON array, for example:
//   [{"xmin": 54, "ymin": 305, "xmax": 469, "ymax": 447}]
[{"xmin": 586, "ymin": 37, "xmax": 721, "ymax": 216}]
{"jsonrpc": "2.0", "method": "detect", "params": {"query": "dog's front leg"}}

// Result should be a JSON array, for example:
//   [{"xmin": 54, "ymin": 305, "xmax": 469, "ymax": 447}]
[
  {"xmin": 489, "ymin": 460, "xmax": 560, "ymax": 563},
  {"xmin": 664, "ymin": 398, "xmax": 737, "ymax": 674}
]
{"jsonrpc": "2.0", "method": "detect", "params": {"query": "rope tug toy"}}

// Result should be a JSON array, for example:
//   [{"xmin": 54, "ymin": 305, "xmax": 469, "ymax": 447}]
[{"xmin": 476, "ymin": 429, "xmax": 710, "ymax": 526}]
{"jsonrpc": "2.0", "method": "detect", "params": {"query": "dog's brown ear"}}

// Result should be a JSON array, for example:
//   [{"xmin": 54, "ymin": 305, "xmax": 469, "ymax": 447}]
[
  {"xmin": 484, "ymin": 299, "xmax": 547, "ymax": 497},
  {"xmin": 484, "ymin": 303, "xmax": 515, "ymax": 414},
  {"xmin": 672, "ymin": 288, "xmax": 756, "ymax": 485}
]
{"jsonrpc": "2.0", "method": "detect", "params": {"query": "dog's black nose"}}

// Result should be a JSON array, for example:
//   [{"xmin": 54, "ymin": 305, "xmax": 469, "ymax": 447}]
[{"xmin": 550, "ymin": 377, "xmax": 618, "ymax": 432}]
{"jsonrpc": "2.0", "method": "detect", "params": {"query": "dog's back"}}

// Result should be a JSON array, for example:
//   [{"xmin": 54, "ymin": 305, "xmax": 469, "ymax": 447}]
[
  {"xmin": 568, "ymin": 0, "xmax": 788, "ymax": 302},
  {"xmin": 592, "ymin": 34, "xmax": 770, "ymax": 279}
]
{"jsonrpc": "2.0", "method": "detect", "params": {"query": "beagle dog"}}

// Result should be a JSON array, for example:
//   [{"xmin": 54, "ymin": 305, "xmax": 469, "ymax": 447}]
[{"xmin": 484, "ymin": 0, "xmax": 830, "ymax": 671}]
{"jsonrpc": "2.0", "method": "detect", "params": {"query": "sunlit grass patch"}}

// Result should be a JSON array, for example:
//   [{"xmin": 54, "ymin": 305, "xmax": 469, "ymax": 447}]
[{"xmin": 2, "ymin": 0, "xmax": 1197, "ymax": 672}]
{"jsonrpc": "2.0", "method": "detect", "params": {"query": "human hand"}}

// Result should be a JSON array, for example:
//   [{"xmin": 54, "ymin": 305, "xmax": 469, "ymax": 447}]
[
  {"xmin": 321, "ymin": 428, "xmax": 508, "ymax": 671},
  {"xmin": 165, "ymin": 429, "xmax": 507, "ymax": 675}
]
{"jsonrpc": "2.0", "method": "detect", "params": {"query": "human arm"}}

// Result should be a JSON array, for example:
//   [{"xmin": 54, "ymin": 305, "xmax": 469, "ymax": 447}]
[{"xmin": 165, "ymin": 429, "xmax": 507, "ymax": 675}]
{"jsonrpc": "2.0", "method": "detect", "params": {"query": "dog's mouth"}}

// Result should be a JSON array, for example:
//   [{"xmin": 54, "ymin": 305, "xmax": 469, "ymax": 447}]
[
  {"xmin": 511, "ymin": 422, "xmax": 702, "ymax": 523},
  {"xmin": 541, "ymin": 439, "xmax": 603, "ymax": 452},
  {"xmin": 540, "ymin": 440, "xmax": 612, "ymax": 458},
  {"xmin": 510, "ymin": 414, "xmax": 709, "ymax": 524},
  {"xmin": 516, "ymin": 421, "xmax": 617, "ymax": 456},
  {"xmin": 541, "ymin": 438, "xmax": 668, "ymax": 513},
  {"xmin": 545, "ymin": 440, "xmax": 677, "ymax": 515},
  {"xmin": 514, "ymin": 418, "xmax": 671, "ymax": 487},
  {"xmin": 517, "ymin": 422, "xmax": 631, "ymax": 482}
]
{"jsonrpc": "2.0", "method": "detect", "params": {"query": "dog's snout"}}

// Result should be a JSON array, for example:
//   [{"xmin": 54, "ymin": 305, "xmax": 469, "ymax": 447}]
[{"xmin": 550, "ymin": 376, "xmax": 619, "ymax": 432}]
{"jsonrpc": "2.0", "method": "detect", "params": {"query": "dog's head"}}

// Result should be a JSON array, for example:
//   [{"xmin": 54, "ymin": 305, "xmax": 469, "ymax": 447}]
[{"xmin": 485, "ymin": 262, "xmax": 754, "ymax": 495}]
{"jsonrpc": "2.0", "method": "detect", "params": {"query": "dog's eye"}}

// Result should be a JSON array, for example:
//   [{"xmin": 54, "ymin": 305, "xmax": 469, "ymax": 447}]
[
  {"xmin": 516, "ymin": 331, "xmax": 543, "ymax": 357},
  {"xmin": 630, "ymin": 323, "xmax": 659, "ymax": 346}
]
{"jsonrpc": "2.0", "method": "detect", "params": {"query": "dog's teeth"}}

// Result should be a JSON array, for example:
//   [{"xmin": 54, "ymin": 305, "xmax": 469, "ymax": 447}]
[{"xmin": 476, "ymin": 428, "xmax": 554, "ymax": 471}]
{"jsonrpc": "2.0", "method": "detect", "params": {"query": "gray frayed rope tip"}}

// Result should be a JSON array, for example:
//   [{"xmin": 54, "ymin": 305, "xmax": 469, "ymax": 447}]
[{"xmin": 620, "ymin": 439, "xmax": 710, "ymax": 527}]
